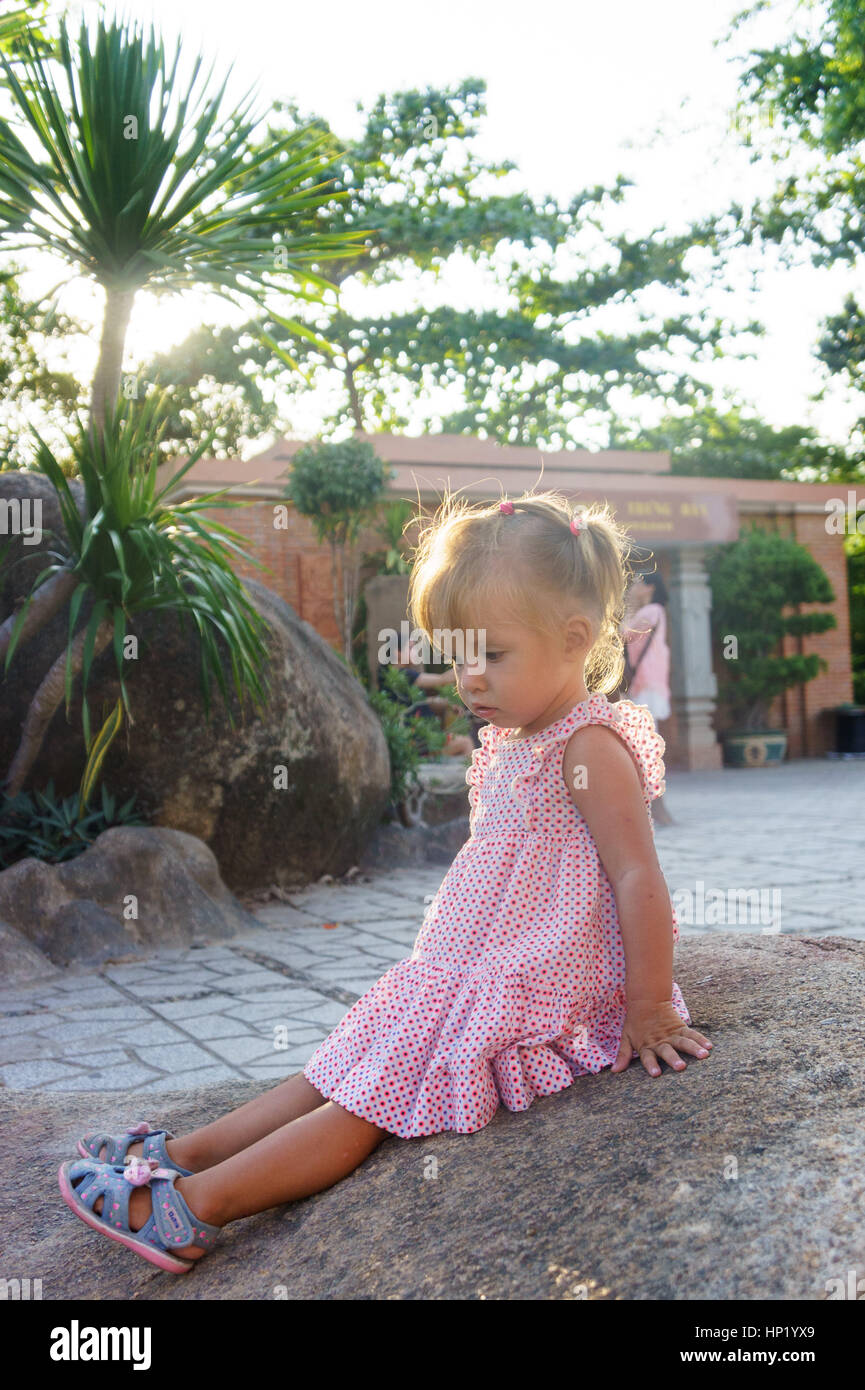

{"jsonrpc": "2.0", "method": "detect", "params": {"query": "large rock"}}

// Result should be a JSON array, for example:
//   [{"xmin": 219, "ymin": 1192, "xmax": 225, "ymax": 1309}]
[
  {"xmin": 0, "ymin": 472, "xmax": 391, "ymax": 892},
  {"xmin": 0, "ymin": 826, "xmax": 260, "ymax": 965},
  {"xmin": 2, "ymin": 934, "xmax": 862, "ymax": 1300},
  {"xmin": 358, "ymin": 815, "xmax": 470, "ymax": 871},
  {"xmin": 0, "ymin": 917, "xmax": 58, "ymax": 984}
]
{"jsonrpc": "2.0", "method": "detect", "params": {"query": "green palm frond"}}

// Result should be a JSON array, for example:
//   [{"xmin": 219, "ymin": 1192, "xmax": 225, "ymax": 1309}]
[
  {"xmin": 78, "ymin": 696, "xmax": 123, "ymax": 816},
  {"xmin": 0, "ymin": 2, "xmax": 46, "ymax": 50},
  {"xmin": 0, "ymin": 13, "xmax": 365, "ymax": 307},
  {"xmin": 18, "ymin": 389, "xmax": 275, "ymax": 746}
]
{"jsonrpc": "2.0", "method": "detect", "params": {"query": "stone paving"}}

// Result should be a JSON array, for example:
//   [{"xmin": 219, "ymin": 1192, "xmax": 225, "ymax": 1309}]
[{"xmin": 0, "ymin": 757, "xmax": 862, "ymax": 1093}]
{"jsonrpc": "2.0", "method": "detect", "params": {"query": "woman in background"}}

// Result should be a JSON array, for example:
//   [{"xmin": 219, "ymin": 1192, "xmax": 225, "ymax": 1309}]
[{"xmin": 622, "ymin": 568, "xmax": 673, "ymax": 824}]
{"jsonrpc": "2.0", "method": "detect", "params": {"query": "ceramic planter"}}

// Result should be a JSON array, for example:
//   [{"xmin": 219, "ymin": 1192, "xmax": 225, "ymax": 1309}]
[{"xmin": 723, "ymin": 731, "xmax": 788, "ymax": 767}]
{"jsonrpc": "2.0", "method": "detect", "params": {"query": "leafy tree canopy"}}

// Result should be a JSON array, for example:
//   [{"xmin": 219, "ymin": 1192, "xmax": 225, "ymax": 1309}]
[
  {"xmin": 608, "ymin": 401, "xmax": 864, "ymax": 480},
  {"xmin": 128, "ymin": 79, "xmax": 743, "ymax": 453},
  {"xmin": 728, "ymin": 0, "xmax": 865, "ymax": 418}
]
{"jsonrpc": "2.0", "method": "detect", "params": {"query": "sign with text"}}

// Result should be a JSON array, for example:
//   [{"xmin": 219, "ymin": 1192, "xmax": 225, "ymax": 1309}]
[{"xmin": 609, "ymin": 493, "xmax": 739, "ymax": 544}]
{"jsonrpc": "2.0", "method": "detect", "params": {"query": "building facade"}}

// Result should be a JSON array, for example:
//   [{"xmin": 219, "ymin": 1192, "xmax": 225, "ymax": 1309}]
[{"xmin": 156, "ymin": 433, "xmax": 854, "ymax": 770}]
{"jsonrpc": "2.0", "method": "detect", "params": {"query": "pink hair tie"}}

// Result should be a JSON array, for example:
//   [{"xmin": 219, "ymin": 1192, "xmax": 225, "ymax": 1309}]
[
  {"xmin": 570, "ymin": 512, "xmax": 586, "ymax": 536},
  {"xmin": 499, "ymin": 500, "xmax": 514, "ymax": 514}
]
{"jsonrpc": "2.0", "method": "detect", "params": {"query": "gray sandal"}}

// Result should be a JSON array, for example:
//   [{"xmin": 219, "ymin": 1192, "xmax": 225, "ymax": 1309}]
[
  {"xmin": 59, "ymin": 1156, "xmax": 220, "ymax": 1274},
  {"xmin": 77, "ymin": 1121, "xmax": 192, "ymax": 1175}
]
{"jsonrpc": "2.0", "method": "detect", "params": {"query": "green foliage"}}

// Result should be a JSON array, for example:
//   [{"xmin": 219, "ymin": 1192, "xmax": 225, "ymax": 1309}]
[
  {"xmin": 0, "ymin": 778, "xmax": 146, "ymax": 868},
  {"xmin": 286, "ymin": 436, "xmax": 392, "ymax": 662},
  {"xmin": 141, "ymin": 78, "xmax": 740, "ymax": 448},
  {"xmin": 730, "ymin": 1, "xmax": 865, "ymax": 427},
  {"xmin": 609, "ymin": 403, "xmax": 864, "ymax": 481},
  {"xmin": 286, "ymin": 438, "xmax": 392, "ymax": 547},
  {"xmin": 0, "ymin": 264, "xmax": 87, "ymax": 472},
  {"xmin": 366, "ymin": 666, "xmax": 449, "ymax": 809},
  {"xmin": 847, "ymin": 528, "xmax": 865, "ymax": 703},
  {"xmin": 0, "ymin": 0, "xmax": 53, "ymax": 56},
  {"xmin": 77, "ymin": 696, "xmax": 123, "ymax": 817},
  {"xmin": 139, "ymin": 322, "xmax": 281, "ymax": 461},
  {"xmin": 4, "ymin": 389, "xmax": 274, "ymax": 750},
  {"xmin": 709, "ymin": 525, "xmax": 837, "ymax": 730},
  {"xmin": 362, "ymin": 499, "xmax": 415, "ymax": 575}
]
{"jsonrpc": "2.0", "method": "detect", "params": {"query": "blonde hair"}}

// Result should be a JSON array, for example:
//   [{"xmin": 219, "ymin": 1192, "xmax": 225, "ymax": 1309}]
[{"xmin": 407, "ymin": 487, "xmax": 635, "ymax": 695}]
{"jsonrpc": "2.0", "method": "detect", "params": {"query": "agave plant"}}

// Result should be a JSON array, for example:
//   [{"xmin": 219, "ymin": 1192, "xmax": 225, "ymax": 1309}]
[
  {"xmin": 0, "ymin": 10, "xmax": 363, "ymax": 434},
  {"xmin": 2, "ymin": 389, "xmax": 275, "ymax": 799}
]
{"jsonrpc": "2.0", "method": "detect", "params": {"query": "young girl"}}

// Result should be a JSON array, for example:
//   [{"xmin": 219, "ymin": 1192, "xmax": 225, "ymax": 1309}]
[{"xmin": 59, "ymin": 490, "xmax": 713, "ymax": 1275}]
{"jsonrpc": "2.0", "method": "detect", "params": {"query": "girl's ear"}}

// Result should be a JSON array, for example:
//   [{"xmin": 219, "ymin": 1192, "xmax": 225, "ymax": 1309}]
[{"xmin": 564, "ymin": 613, "xmax": 593, "ymax": 657}]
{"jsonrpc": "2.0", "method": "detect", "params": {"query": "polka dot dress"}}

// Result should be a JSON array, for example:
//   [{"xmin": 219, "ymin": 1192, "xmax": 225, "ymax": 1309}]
[{"xmin": 303, "ymin": 694, "xmax": 690, "ymax": 1138}]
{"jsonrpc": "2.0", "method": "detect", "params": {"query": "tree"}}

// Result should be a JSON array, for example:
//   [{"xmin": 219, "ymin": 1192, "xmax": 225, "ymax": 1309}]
[
  {"xmin": 136, "ymin": 322, "xmax": 281, "ymax": 462},
  {"xmin": 608, "ymin": 402, "xmax": 863, "ymax": 480},
  {"xmin": 0, "ymin": 11, "xmax": 367, "ymax": 763},
  {"xmin": 0, "ymin": 11, "xmax": 369, "ymax": 810},
  {"xmin": 285, "ymin": 438, "xmax": 392, "ymax": 664},
  {"xmin": 847, "ymin": 528, "xmax": 865, "ymax": 702},
  {"xmin": 728, "ymin": 0, "xmax": 865, "ymax": 430},
  {"xmin": 0, "ymin": 263, "xmax": 87, "ymax": 472},
  {"xmin": 135, "ymin": 80, "xmax": 742, "ymax": 450},
  {"xmin": 0, "ymin": 12, "xmax": 365, "ymax": 439}
]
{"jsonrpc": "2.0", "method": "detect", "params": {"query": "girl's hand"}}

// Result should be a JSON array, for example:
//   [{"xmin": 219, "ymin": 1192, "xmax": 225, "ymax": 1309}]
[{"xmin": 611, "ymin": 999, "xmax": 713, "ymax": 1078}]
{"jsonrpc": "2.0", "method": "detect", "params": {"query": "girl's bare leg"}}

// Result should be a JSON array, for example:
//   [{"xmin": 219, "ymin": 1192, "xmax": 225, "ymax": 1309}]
[
  {"xmin": 166, "ymin": 1073, "xmax": 328, "ymax": 1171},
  {"xmin": 92, "ymin": 1100, "xmax": 390, "ymax": 1259},
  {"xmin": 100, "ymin": 1072, "xmax": 328, "ymax": 1170}
]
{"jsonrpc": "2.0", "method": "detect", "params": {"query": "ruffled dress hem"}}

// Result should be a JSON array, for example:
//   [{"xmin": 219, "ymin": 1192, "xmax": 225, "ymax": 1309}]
[{"xmin": 302, "ymin": 954, "xmax": 691, "ymax": 1140}]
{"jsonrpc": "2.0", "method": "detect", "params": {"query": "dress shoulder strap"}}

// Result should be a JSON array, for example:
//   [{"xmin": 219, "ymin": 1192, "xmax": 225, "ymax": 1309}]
[{"xmin": 551, "ymin": 694, "xmax": 667, "ymax": 802}]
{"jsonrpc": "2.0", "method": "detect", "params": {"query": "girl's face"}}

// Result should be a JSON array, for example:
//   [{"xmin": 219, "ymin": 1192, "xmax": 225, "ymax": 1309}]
[{"xmin": 452, "ymin": 612, "xmax": 592, "ymax": 736}]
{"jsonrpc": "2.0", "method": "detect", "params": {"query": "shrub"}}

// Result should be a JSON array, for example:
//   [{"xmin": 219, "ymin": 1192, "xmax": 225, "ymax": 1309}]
[{"xmin": 709, "ymin": 526, "xmax": 837, "ymax": 731}]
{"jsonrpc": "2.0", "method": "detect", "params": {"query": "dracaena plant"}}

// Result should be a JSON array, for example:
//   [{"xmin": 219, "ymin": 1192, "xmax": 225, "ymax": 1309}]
[
  {"xmin": 1, "ymin": 388, "xmax": 275, "ymax": 799},
  {"xmin": 0, "ymin": 9, "xmax": 370, "ymax": 806},
  {"xmin": 0, "ymin": 10, "xmax": 363, "ymax": 436}
]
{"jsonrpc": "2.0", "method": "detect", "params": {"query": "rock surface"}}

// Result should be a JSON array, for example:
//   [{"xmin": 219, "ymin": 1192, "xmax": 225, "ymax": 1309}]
[
  {"xmin": 0, "ymin": 826, "xmax": 259, "ymax": 965},
  {"xmin": 2, "ymin": 934, "xmax": 863, "ymax": 1300},
  {"xmin": 0, "ymin": 916, "xmax": 59, "ymax": 984},
  {"xmin": 358, "ymin": 815, "xmax": 470, "ymax": 871},
  {"xmin": 0, "ymin": 472, "xmax": 391, "ymax": 891}
]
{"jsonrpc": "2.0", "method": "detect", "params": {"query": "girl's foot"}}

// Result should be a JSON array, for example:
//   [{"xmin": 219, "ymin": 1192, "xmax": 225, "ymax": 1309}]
[
  {"xmin": 82, "ymin": 1123, "xmax": 196, "ymax": 1172},
  {"xmin": 92, "ymin": 1136, "xmax": 185, "ymax": 1166},
  {"xmin": 90, "ymin": 1176, "xmax": 210, "ymax": 1261}
]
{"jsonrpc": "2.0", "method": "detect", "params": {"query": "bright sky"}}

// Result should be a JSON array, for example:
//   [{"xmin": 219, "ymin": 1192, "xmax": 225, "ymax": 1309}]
[{"xmin": 12, "ymin": 0, "xmax": 863, "ymax": 453}]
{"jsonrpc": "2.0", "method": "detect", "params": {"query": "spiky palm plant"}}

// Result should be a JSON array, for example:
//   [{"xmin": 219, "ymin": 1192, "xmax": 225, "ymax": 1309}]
[
  {"xmin": 0, "ymin": 11, "xmax": 360, "ymax": 434},
  {"xmin": 0, "ymin": 10, "xmax": 369, "ymax": 808},
  {"xmin": 0, "ymin": 1, "xmax": 48, "ymax": 50},
  {"xmin": 2, "ymin": 389, "xmax": 275, "ymax": 798}
]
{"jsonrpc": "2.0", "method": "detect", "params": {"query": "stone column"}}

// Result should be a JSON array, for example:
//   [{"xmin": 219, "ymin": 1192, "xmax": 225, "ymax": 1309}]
[
  {"xmin": 364, "ymin": 574, "xmax": 410, "ymax": 686},
  {"xmin": 668, "ymin": 547, "xmax": 722, "ymax": 770}
]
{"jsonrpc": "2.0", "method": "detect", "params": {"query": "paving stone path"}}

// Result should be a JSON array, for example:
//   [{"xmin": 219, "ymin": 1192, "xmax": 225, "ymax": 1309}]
[{"xmin": 1, "ymin": 757, "xmax": 861, "ymax": 1093}]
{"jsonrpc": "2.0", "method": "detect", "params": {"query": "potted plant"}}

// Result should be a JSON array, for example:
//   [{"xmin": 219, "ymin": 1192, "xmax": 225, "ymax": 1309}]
[{"xmin": 708, "ymin": 526, "xmax": 837, "ymax": 766}]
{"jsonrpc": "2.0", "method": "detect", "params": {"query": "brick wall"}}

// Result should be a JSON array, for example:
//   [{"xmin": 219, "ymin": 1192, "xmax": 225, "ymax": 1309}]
[
  {"xmin": 207, "ymin": 498, "xmax": 852, "ymax": 762},
  {"xmin": 198, "ymin": 499, "xmax": 382, "ymax": 648}
]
